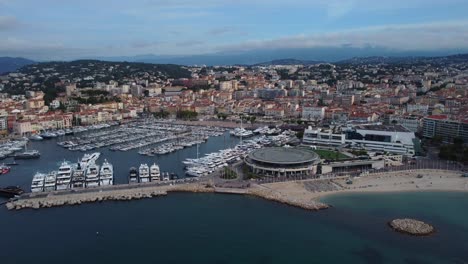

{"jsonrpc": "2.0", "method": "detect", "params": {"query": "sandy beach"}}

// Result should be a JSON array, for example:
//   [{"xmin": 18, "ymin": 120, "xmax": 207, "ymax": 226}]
[{"xmin": 256, "ymin": 170, "xmax": 468, "ymax": 205}]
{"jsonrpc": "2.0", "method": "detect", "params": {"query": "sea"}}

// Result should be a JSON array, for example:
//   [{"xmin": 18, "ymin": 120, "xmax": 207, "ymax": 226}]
[{"xmin": 0, "ymin": 131, "xmax": 467, "ymax": 264}]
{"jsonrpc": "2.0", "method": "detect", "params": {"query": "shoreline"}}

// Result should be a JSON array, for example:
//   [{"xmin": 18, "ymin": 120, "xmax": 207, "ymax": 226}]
[{"xmin": 5, "ymin": 169, "xmax": 466, "ymax": 211}]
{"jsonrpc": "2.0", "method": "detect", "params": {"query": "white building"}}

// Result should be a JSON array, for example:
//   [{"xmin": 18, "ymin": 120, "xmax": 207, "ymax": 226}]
[
  {"xmin": 303, "ymin": 125, "xmax": 416, "ymax": 156},
  {"xmin": 406, "ymin": 104, "xmax": 429, "ymax": 114},
  {"xmin": 302, "ymin": 106, "xmax": 326, "ymax": 120}
]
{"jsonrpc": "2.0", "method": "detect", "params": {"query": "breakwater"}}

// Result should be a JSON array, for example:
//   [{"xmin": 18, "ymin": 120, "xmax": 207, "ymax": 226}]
[
  {"xmin": 5, "ymin": 181, "xmax": 329, "ymax": 211},
  {"xmin": 389, "ymin": 218, "xmax": 435, "ymax": 236}
]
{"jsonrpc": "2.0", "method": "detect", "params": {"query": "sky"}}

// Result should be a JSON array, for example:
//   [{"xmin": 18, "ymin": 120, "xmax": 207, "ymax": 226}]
[{"xmin": 0, "ymin": 0, "xmax": 468, "ymax": 60}]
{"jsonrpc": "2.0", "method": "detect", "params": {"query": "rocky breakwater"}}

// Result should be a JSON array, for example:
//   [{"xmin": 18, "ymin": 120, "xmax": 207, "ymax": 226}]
[
  {"xmin": 248, "ymin": 188, "xmax": 329, "ymax": 211},
  {"xmin": 389, "ymin": 218, "xmax": 435, "ymax": 236},
  {"xmin": 6, "ymin": 188, "xmax": 168, "ymax": 210},
  {"xmin": 168, "ymin": 183, "xmax": 216, "ymax": 193}
]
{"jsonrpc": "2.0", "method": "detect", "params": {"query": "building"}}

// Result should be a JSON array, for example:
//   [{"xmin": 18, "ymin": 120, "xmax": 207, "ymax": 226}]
[
  {"xmin": 303, "ymin": 125, "xmax": 417, "ymax": 156},
  {"xmin": 256, "ymin": 88, "xmax": 286, "ymax": 100},
  {"xmin": 302, "ymin": 106, "xmax": 326, "ymax": 120},
  {"xmin": 0, "ymin": 112, "xmax": 7, "ymax": 134},
  {"xmin": 389, "ymin": 115, "xmax": 421, "ymax": 133},
  {"xmin": 245, "ymin": 147, "xmax": 320, "ymax": 177},
  {"xmin": 423, "ymin": 115, "xmax": 468, "ymax": 143}
]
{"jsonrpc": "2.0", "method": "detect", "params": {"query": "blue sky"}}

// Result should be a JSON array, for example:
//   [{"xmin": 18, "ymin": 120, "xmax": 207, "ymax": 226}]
[{"xmin": 0, "ymin": 0, "xmax": 468, "ymax": 60}]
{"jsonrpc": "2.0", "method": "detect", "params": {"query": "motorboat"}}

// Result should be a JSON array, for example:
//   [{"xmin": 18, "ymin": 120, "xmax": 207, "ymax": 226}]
[
  {"xmin": 85, "ymin": 163, "xmax": 100, "ymax": 188},
  {"xmin": 150, "ymin": 163, "xmax": 161, "ymax": 181},
  {"xmin": 129, "ymin": 167, "xmax": 138, "ymax": 184},
  {"xmin": 139, "ymin": 164, "xmax": 150, "ymax": 183},
  {"xmin": 99, "ymin": 159, "xmax": 113, "ymax": 186},
  {"xmin": 31, "ymin": 173, "xmax": 46, "ymax": 192},
  {"xmin": 56, "ymin": 161, "xmax": 73, "ymax": 190}
]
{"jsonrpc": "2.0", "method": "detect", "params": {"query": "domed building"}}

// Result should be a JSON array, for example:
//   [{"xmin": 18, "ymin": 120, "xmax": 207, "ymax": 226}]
[{"xmin": 245, "ymin": 147, "xmax": 320, "ymax": 177}]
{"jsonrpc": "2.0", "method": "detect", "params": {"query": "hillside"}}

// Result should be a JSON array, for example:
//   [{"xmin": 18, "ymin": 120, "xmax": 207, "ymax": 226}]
[{"xmin": 0, "ymin": 57, "xmax": 35, "ymax": 74}]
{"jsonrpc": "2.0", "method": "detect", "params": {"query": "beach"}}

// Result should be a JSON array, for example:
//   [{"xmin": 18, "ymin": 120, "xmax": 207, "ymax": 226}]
[{"xmin": 257, "ymin": 169, "xmax": 467, "ymax": 205}]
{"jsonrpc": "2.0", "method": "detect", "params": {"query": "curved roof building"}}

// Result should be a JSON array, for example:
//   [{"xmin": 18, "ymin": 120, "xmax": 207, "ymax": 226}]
[{"xmin": 245, "ymin": 147, "xmax": 320, "ymax": 177}]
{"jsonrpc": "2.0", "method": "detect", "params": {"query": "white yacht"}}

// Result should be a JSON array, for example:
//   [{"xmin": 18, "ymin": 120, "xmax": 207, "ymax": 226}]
[
  {"xmin": 43, "ymin": 171, "xmax": 57, "ymax": 192},
  {"xmin": 139, "ymin": 164, "xmax": 150, "ymax": 183},
  {"xmin": 150, "ymin": 163, "xmax": 161, "ymax": 181},
  {"xmin": 99, "ymin": 159, "xmax": 113, "ymax": 186},
  {"xmin": 71, "ymin": 162, "xmax": 86, "ymax": 189},
  {"xmin": 80, "ymin": 152, "xmax": 101, "ymax": 168},
  {"xmin": 31, "ymin": 172, "xmax": 46, "ymax": 192},
  {"xmin": 85, "ymin": 163, "xmax": 100, "ymax": 188},
  {"xmin": 56, "ymin": 161, "xmax": 73, "ymax": 190}
]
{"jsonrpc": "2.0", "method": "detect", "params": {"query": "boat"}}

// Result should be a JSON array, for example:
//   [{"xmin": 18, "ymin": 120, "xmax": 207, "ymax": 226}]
[
  {"xmin": 14, "ymin": 149, "xmax": 40, "ymax": 160},
  {"xmin": 31, "ymin": 173, "xmax": 46, "ymax": 192},
  {"xmin": 99, "ymin": 159, "xmax": 113, "ymax": 186},
  {"xmin": 0, "ymin": 186, "xmax": 24, "ymax": 198},
  {"xmin": 150, "ymin": 163, "xmax": 161, "ymax": 181},
  {"xmin": 43, "ymin": 171, "xmax": 57, "ymax": 192},
  {"xmin": 41, "ymin": 131, "xmax": 57, "ymax": 139},
  {"xmin": 80, "ymin": 152, "xmax": 101, "ymax": 167},
  {"xmin": 29, "ymin": 134, "xmax": 44, "ymax": 141},
  {"xmin": 0, "ymin": 164, "xmax": 10, "ymax": 175},
  {"xmin": 139, "ymin": 164, "xmax": 150, "ymax": 183},
  {"xmin": 129, "ymin": 167, "xmax": 138, "ymax": 184},
  {"xmin": 85, "ymin": 163, "xmax": 100, "ymax": 188},
  {"xmin": 71, "ymin": 162, "xmax": 86, "ymax": 189},
  {"xmin": 56, "ymin": 161, "xmax": 73, "ymax": 190}
]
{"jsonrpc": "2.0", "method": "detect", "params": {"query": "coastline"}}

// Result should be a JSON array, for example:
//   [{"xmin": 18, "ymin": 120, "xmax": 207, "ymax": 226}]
[{"xmin": 5, "ymin": 169, "xmax": 466, "ymax": 211}]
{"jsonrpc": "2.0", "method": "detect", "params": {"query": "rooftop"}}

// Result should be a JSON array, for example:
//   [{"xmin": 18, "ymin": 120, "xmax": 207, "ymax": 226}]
[
  {"xmin": 249, "ymin": 147, "xmax": 319, "ymax": 165},
  {"xmin": 356, "ymin": 125, "xmax": 410, "ymax": 133}
]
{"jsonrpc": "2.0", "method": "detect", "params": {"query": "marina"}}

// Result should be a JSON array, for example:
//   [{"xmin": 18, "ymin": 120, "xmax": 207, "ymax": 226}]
[{"xmin": 57, "ymin": 120, "xmax": 226, "ymax": 152}]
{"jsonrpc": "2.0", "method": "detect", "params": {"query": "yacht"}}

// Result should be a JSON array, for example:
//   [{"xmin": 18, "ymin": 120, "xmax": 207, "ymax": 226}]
[
  {"xmin": 85, "ymin": 163, "xmax": 100, "ymax": 188},
  {"xmin": 29, "ymin": 134, "xmax": 44, "ymax": 141},
  {"xmin": 150, "ymin": 163, "xmax": 161, "ymax": 181},
  {"xmin": 43, "ymin": 171, "xmax": 57, "ymax": 192},
  {"xmin": 31, "ymin": 173, "xmax": 46, "ymax": 192},
  {"xmin": 56, "ymin": 161, "xmax": 73, "ymax": 190},
  {"xmin": 139, "ymin": 164, "xmax": 150, "ymax": 183},
  {"xmin": 71, "ymin": 162, "xmax": 86, "ymax": 189},
  {"xmin": 41, "ymin": 131, "xmax": 57, "ymax": 139},
  {"xmin": 129, "ymin": 167, "xmax": 138, "ymax": 184},
  {"xmin": 80, "ymin": 152, "xmax": 101, "ymax": 168},
  {"xmin": 14, "ymin": 149, "xmax": 40, "ymax": 159},
  {"xmin": 99, "ymin": 159, "xmax": 113, "ymax": 186}
]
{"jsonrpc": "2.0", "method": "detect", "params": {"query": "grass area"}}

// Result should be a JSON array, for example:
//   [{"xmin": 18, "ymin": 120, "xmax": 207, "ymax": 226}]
[{"xmin": 314, "ymin": 149, "xmax": 348, "ymax": 161}]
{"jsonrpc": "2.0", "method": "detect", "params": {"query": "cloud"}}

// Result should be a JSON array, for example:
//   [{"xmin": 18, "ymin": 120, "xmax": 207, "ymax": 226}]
[
  {"xmin": 206, "ymin": 27, "xmax": 235, "ymax": 36},
  {"xmin": 217, "ymin": 20, "xmax": 468, "ymax": 52},
  {"xmin": 175, "ymin": 40, "xmax": 205, "ymax": 47},
  {"xmin": 0, "ymin": 16, "xmax": 20, "ymax": 31},
  {"xmin": 130, "ymin": 40, "xmax": 164, "ymax": 49}
]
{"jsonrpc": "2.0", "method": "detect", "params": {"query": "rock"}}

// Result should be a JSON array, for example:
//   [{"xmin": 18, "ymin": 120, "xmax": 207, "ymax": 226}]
[{"xmin": 389, "ymin": 218, "xmax": 435, "ymax": 236}]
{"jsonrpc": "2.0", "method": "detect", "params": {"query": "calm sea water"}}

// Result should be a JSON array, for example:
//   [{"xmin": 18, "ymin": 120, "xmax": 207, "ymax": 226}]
[{"xmin": 0, "ymin": 132, "xmax": 467, "ymax": 264}]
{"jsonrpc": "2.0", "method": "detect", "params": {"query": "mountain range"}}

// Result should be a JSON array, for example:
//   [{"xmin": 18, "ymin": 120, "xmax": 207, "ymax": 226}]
[
  {"xmin": 0, "ymin": 57, "xmax": 35, "ymax": 74},
  {"xmin": 2, "ymin": 51, "xmax": 468, "ymax": 74}
]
